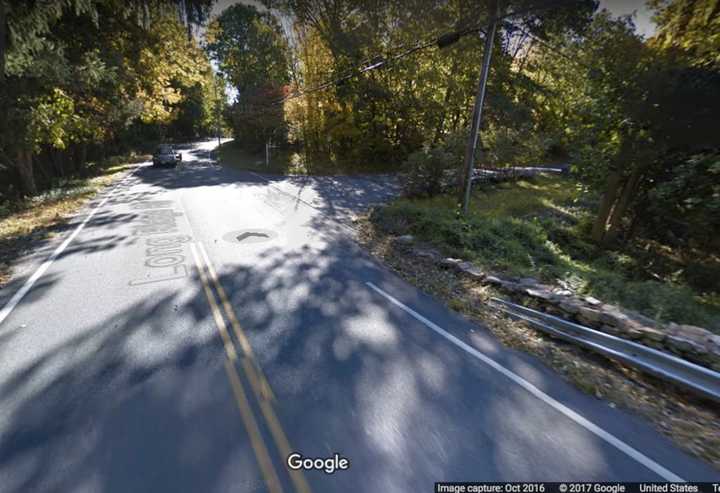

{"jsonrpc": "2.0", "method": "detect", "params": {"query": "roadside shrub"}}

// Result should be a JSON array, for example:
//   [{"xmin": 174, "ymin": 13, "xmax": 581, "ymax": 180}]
[
  {"xmin": 440, "ymin": 130, "xmax": 468, "ymax": 165},
  {"xmin": 684, "ymin": 261, "xmax": 720, "ymax": 294},
  {"xmin": 401, "ymin": 147, "xmax": 455, "ymax": 198},
  {"xmin": 586, "ymin": 276, "xmax": 716, "ymax": 328},
  {"xmin": 645, "ymin": 150, "xmax": 720, "ymax": 250},
  {"xmin": 0, "ymin": 200, "xmax": 13, "ymax": 219},
  {"xmin": 373, "ymin": 201, "xmax": 563, "ymax": 275},
  {"xmin": 369, "ymin": 203, "xmax": 421, "ymax": 235},
  {"xmin": 483, "ymin": 122, "xmax": 554, "ymax": 166},
  {"xmin": 440, "ymin": 124, "xmax": 556, "ymax": 169},
  {"xmin": 542, "ymin": 219, "xmax": 597, "ymax": 260},
  {"xmin": 370, "ymin": 176, "xmax": 720, "ymax": 329}
]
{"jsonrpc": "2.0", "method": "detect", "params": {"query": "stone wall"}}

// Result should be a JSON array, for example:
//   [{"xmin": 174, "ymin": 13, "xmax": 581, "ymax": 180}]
[{"xmin": 394, "ymin": 235, "xmax": 720, "ymax": 372}]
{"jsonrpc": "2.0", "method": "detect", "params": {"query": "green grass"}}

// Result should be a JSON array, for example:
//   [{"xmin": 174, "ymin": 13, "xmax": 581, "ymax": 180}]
[
  {"xmin": 217, "ymin": 140, "xmax": 397, "ymax": 175},
  {"xmin": 371, "ymin": 175, "xmax": 720, "ymax": 330},
  {"xmin": 217, "ymin": 141, "xmax": 307, "ymax": 175}
]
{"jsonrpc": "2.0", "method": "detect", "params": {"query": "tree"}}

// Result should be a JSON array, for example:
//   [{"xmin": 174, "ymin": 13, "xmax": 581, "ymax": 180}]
[
  {"xmin": 205, "ymin": 4, "xmax": 289, "ymax": 149},
  {"xmin": 170, "ymin": 72, "xmax": 228, "ymax": 140},
  {"xmin": 526, "ymin": 5, "xmax": 720, "ymax": 246},
  {"xmin": 649, "ymin": 0, "xmax": 720, "ymax": 69},
  {"xmin": 260, "ymin": 0, "xmax": 595, "ymax": 167},
  {"xmin": 205, "ymin": 4, "xmax": 289, "ymax": 94},
  {"xmin": 0, "ymin": 0, "xmax": 218, "ymax": 196}
]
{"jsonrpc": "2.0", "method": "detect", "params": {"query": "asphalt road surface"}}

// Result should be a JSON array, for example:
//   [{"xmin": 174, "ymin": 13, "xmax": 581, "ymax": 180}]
[{"xmin": 0, "ymin": 141, "xmax": 717, "ymax": 492}]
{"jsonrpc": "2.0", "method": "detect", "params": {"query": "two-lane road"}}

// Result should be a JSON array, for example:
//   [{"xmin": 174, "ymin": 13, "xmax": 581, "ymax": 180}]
[{"xmin": 0, "ymin": 141, "xmax": 716, "ymax": 492}]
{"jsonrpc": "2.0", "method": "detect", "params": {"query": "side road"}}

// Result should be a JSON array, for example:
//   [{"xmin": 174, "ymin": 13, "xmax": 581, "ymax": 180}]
[{"xmin": 0, "ymin": 141, "xmax": 717, "ymax": 493}]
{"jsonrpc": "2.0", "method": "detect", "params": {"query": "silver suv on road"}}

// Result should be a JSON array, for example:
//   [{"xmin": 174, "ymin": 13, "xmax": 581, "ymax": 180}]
[{"xmin": 152, "ymin": 144, "xmax": 182, "ymax": 168}]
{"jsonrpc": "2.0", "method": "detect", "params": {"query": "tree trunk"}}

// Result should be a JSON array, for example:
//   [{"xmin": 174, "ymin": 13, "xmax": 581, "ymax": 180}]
[
  {"xmin": 181, "ymin": 0, "xmax": 193, "ymax": 41},
  {"xmin": 16, "ymin": 149, "xmax": 37, "ymax": 196},
  {"xmin": 53, "ymin": 148, "xmax": 65, "ymax": 177},
  {"xmin": 0, "ymin": 1, "xmax": 6, "ymax": 84},
  {"xmin": 591, "ymin": 169, "xmax": 623, "ymax": 244},
  {"xmin": 78, "ymin": 142, "xmax": 88, "ymax": 174},
  {"xmin": 605, "ymin": 167, "xmax": 644, "ymax": 244},
  {"xmin": 450, "ymin": 108, "xmax": 461, "ymax": 132},
  {"xmin": 626, "ymin": 209, "xmax": 641, "ymax": 242},
  {"xmin": 433, "ymin": 60, "xmax": 458, "ymax": 145},
  {"xmin": 35, "ymin": 150, "xmax": 52, "ymax": 184}
]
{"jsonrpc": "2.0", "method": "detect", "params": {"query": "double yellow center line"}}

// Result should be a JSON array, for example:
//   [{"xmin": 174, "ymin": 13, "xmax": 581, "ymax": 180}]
[{"xmin": 189, "ymin": 242, "xmax": 311, "ymax": 493}]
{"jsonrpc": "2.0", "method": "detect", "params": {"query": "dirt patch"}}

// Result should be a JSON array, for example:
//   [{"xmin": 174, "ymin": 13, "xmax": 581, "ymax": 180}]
[{"xmin": 357, "ymin": 217, "xmax": 720, "ymax": 469}]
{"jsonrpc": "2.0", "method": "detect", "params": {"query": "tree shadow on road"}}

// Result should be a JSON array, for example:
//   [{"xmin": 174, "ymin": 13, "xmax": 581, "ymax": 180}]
[
  {"xmin": 1, "ymin": 154, "xmax": 713, "ymax": 493},
  {"xmin": 0, "ymin": 281, "xmax": 266, "ymax": 493},
  {"xmin": 136, "ymin": 151, "xmax": 401, "ymax": 228},
  {"xmin": 0, "ymin": 224, "xmax": 651, "ymax": 492}
]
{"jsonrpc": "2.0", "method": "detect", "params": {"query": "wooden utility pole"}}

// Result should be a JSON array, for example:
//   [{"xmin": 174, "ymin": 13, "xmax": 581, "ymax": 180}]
[
  {"xmin": 215, "ymin": 75, "xmax": 222, "ymax": 149},
  {"xmin": 459, "ymin": 0, "xmax": 499, "ymax": 215}
]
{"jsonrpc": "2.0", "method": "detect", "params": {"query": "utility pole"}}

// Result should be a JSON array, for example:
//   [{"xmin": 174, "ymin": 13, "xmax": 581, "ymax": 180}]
[
  {"xmin": 459, "ymin": 0, "xmax": 499, "ymax": 215},
  {"xmin": 215, "ymin": 75, "xmax": 222, "ymax": 149}
]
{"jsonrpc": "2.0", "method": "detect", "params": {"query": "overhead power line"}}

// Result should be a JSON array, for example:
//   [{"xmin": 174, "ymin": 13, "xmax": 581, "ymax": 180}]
[
  {"xmin": 233, "ymin": 0, "xmax": 576, "ymax": 116},
  {"xmin": 234, "ymin": 25, "xmax": 482, "ymax": 117},
  {"xmin": 277, "ymin": 3, "xmax": 493, "ymax": 101},
  {"xmin": 276, "ymin": 28, "xmax": 473, "ymax": 104},
  {"xmin": 501, "ymin": 20, "xmax": 595, "ymax": 71}
]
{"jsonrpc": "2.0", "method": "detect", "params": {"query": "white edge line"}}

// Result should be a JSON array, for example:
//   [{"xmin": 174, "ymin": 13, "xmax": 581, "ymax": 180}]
[
  {"xmin": 0, "ymin": 168, "xmax": 137, "ymax": 327},
  {"xmin": 365, "ymin": 281, "xmax": 685, "ymax": 482}
]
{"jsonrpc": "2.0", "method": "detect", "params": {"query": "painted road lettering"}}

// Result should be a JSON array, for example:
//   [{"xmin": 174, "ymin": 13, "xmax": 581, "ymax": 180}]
[
  {"xmin": 133, "ymin": 209, "xmax": 183, "ymax": 236},
  {"xmin": 129, "ymin": 198, "xmax": 191, "ymax": 286},
  {"xmin": 129, "ymin": 234, "xmax": 191, "ymax": 286}
]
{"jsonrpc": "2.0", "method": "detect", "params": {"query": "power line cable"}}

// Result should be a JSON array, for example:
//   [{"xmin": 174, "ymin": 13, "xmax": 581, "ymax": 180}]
[
  {"xmin": 233, "ymin": 32, "xmax": 469, "ymax": 117},
  {"xmin": 236, "ymin": 6, "xmax": 502, "ymax": 115},
  {"xmin": 501, "ymin": 19, "xmax": 595, "ymax": 71},
  {"xmin": 300, "ymin": 3, "xmax": 489, "ymax": 85},
  {"xmin": 277, "ymin": 23, "xmax": 478, "ymax": 104},
  {"xmin": 279, "ymin": 0, "xmax": 577, "ymax": 102},
  {"xmin": 236, "ymin": 24, "xmax": 485, "ymax": 116},
  {"xmin": 232, "ymin": 0, "xmax": 577, "ymax": 117}
]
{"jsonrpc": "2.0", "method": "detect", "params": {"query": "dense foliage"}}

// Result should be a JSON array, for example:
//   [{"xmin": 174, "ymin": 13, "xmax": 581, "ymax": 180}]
[
  {"xmin": 2, "ymin": 0, "xmax": 718, "ymax": 261},
  {"xmin": 529, "ymin": 9, "xmax": 720, "ymax": 247},
  {"xmin": 401, "ymin": 147, "xmax": 454, "ymax": 198},
  {"xmin": 202, "ymin": 0, "xmax": 717, "ymax": 254},
  {"xmin": 274, "ymin": 0, "xmax": 596, "ymax": 166},
  {"xmin": 205, "ymin": 4, "xmax": 289, "ymax": 151},
  {"xmin": 370, "ymin": 176, "xmax": 720, "ymax": 327},
  {"xmin": 0, "ymin": 0, "xmax": 223, "ymax": 198},
  {"xmin": 201, "ymin": 0, "xmax": 720, "ymax": 315}
]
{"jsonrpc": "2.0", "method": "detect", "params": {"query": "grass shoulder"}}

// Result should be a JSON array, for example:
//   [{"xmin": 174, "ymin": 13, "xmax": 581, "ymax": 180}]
[
  {"xmin": 0, "ymin": 155, "xmax": 145, "ymax": 286},
  {"xmin": 370, "ymin": 174, "xmax": 720, "ymax": 330},
  {"xmin": 217, "ymin": 139, "xmax": 397, "ymax": 176}
]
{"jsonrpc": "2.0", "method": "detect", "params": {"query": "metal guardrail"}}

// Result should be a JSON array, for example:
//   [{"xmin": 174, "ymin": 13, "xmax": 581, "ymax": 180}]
[{"xmin": 489, "ymin": 297, "xmax": 720, "ymax": 403}]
